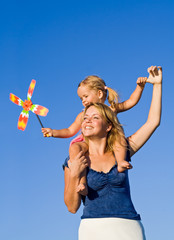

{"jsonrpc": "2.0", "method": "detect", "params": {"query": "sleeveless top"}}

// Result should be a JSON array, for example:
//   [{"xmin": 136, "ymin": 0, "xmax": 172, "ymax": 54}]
[{"xmin": 63, "ymin": 149, "xmax": 140, "ymax": 220}]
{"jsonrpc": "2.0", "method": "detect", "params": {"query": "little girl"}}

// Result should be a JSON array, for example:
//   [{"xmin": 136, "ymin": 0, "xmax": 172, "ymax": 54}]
[{"xmin": 42, "ymin": 75, "xmax": 146, "ymax": 195}]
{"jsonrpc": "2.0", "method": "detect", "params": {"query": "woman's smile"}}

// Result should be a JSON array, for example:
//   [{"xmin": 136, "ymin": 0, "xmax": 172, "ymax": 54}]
[{"xmin": 82, "ymin": 106, "xmax": 108, "ymax": 138}]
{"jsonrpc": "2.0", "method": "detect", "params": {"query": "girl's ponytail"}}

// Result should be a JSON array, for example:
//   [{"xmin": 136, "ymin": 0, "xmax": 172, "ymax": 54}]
[{"xmin": 107, "ymin": 87, "xmax": 119, "ymax": 112}]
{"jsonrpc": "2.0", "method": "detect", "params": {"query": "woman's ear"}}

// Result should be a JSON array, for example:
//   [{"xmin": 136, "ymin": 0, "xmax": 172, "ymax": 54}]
[
  {"xmin": 106, "ymin": 123, "xmax": 112, "ymax": 132},
  {"xmin": 98, "ymin": 90, "xmax": 104, "ymax": 99}
]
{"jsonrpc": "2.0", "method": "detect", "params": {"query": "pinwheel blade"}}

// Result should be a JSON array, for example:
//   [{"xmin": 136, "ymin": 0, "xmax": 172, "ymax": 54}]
[
  {"xmin": 18, "ymin": 110, "xmax": 29, "ymax": 131},
  {"xmin": 27, "ymin": 79, "xmax": 36, "ymax": 100},
  {"xmin": 10, "ymin": 93, "xmax": 23, "ymax": 106},
  {"xmin": 30, "ymin": 104, "xmax": 49, "ymax": 116}
]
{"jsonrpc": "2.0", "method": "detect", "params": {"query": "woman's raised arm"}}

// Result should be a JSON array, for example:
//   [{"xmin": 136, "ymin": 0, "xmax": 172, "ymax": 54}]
[{"xmin": 128, "ymin": 66, "xmax": 162, "ymax": 157}]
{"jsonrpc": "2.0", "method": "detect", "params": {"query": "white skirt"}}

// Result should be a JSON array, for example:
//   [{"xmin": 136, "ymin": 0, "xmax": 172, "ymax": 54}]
[{"xmin": 79, "ymin": 218, "xmax": 146, "ymax": 240}]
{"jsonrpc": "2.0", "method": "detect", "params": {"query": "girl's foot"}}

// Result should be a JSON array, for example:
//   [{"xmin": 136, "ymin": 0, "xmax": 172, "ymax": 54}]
[
  {"xmin": 117, "ymin": 160, "xmax": 133, "ymax": 173},
  {"xmin": 76, "ymin": 183, "xmax": 88, "ymax": 196}
]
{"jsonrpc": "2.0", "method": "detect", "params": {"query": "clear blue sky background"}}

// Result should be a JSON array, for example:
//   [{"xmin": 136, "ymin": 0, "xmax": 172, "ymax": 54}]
[{"xmin": 1, "ymin": 0, "xmax": 174, "ymax": 239}]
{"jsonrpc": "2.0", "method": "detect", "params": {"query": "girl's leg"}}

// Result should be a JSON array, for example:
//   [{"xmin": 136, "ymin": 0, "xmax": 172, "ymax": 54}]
[
  {"xmin": 69, "ymin": 142, "xmax": 89, "ymax": 196},
  {"xmin": 114, "ymin": 139, "xmax": 132, "ymax": 172}
]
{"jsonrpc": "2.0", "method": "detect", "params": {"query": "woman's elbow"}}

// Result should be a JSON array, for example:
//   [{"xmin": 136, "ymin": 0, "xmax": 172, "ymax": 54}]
[
  {"xmin": 154, "ymin": 118, "xmax": 161, "ymax": 128},
  {"xmin": 152, "ymin": 119, "xmax": 161, "ymax": 131},
  {"xmin": 66, "ymin": 204, "xmax": 78, "ymax": 214},
  {"xmin": 68, "ymin": 207, "xmax": 78, "ymax": 214},
  {"xmin": 64, "ymin": 199, "xmax": 79, "ymax": 214},
  {"xmin": 149, "ymin": 118, "xmax": 161, "ymax": 130}
]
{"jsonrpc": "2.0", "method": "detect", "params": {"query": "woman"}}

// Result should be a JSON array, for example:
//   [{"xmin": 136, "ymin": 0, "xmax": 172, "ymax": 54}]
[{"xmin": 63, "ymin": 66, "xmax": 162, "ymax": 240}]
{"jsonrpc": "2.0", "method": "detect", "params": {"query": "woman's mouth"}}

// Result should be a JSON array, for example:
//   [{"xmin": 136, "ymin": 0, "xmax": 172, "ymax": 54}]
[{"xmin": 85, "ymin": 126, "xmax": 92, "ymax": 130}]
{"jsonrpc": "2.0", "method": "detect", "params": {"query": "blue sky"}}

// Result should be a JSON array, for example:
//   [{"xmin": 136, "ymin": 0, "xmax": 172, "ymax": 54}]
[{"xmin": 1, "ymin": 0, "xmax": 174, "ymax": 239}]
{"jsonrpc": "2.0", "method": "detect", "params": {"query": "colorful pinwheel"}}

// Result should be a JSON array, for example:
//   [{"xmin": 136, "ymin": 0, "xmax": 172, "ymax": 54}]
[{"xmin": 10, "ymin": 79, "xmax": 49, "ymax": 131}]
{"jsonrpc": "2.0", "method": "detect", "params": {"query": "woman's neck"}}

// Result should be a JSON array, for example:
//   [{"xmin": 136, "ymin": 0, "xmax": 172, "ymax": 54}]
[{"xmin": 88, "ymin": 137, "xmax": 107, "ymax": 156}]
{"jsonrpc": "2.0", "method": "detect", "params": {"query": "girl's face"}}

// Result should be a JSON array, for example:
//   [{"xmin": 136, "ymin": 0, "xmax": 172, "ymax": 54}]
[
  {"xmin": 81, "ymin": 106, "xmax": 111, "ymax": 138},
  {"xmin": 77, "ymin": 85, "xmax": 103, "ymax": 107}
]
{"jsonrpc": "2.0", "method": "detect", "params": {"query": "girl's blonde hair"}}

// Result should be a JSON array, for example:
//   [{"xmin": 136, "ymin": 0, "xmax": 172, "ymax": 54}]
[
  {"xmin": 83, "ymin": 103, "xmax": 126, "ymax": 152},
  {"xmin": 78, "ymin": 75, "xmax": 119, "ymax": 112}
]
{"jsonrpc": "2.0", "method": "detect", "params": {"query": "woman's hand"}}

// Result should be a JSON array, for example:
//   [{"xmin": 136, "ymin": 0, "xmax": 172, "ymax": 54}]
[
  {"xmin": 68, "ymin": 151, "xmax": 88, "ymax": 178},
  {"xmin": 147, "ymin": 66, "xmax": 162, "ymax": 84}
]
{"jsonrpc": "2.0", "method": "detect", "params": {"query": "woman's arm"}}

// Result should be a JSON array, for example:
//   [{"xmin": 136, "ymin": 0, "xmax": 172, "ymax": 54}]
[
  {"xmin": 116, "ymin": 78, "xmax": 146, "ymax": 113},
  {"xmin": 64, "ymin": 167, "xmax": 81, "ymax": 213},
  {"xmin": 64, "ymin": 152, "xmax": 88, "ymax": 213},
  {"xmin": 128, "ymin": 66, "xmax": 162, "ymax": 157},
  {"xmin": 42, "ymin": 111, "xmax": 83, "ymax": 138}
]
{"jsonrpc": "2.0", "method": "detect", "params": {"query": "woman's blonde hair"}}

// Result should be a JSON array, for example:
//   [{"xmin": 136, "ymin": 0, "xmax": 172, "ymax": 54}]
[
  {"xmin": 83, "ymin": 103, "xmax": 126, "ymax": 152},
  {"xmin": 78, "ymin": 75, "xmax": 119, "ymax": 111}
]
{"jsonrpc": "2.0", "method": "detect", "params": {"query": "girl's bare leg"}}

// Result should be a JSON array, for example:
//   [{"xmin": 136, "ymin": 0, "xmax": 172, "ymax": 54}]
[
  {"xmin": 114, "ymin": 139, "xmax": 132, "ymax": 173},
  {"xmin": 69, "ymin": 142, "xmax": 89, "ymax": 195}
]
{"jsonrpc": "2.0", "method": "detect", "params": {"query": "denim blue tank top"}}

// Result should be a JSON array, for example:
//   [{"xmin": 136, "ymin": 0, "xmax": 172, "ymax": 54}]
[{"xmin": 63, "ymin": 149, "xmax": 140, "ymax": 220}]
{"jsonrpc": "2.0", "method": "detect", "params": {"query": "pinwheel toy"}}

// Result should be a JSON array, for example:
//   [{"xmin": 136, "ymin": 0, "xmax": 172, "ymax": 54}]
[{"xmin": 10, "ymin": 79, "xmax": 49, "ymax": 131}]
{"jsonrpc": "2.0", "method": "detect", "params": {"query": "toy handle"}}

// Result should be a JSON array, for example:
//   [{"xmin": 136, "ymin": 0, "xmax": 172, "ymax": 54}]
[{"xmin": 36, "ymin": 115, "xmax": 49, "ymax": 137}]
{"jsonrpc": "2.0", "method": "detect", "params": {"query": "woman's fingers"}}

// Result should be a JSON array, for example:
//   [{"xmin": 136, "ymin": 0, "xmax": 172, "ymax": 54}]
[
  {"xmin": 148, "ymin": 65, "xmax": 161, "ymax": 76},
  {"xmin": 76, "ymin": 151, "xmax": 84, "ymax": 159},
  {"xmin": 146, "ymin": 65, "xmax": 162, "ymax": 84},
  {"xmin": 148, "ymin": 66, "xmax": 155, "ymax": 77},
  {"xmin": 69, "ymin": 151, "xmax": 88, "ymax": 167},
  {"xmin": 158, "ymin": 66, "xmax": 162, "ymax": 75},
  {"xmin": 153, "ymin": 66, "xmax": 158, "ymax": 75}
]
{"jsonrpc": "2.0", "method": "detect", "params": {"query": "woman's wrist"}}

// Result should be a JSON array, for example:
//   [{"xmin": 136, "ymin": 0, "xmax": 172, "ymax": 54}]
[
  {"xmin": 153, "ymin": 82, "xmax": 162, "ymax": 85},
  {"xmin": 69, "ymin": 170, "xmax": 81, "ymax": 179}
]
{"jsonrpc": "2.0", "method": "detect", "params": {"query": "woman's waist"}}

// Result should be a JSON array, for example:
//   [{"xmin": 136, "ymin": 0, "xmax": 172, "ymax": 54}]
[{"xmin": 82, "ymin": 191, "xmax": 139, "ymax": 219}]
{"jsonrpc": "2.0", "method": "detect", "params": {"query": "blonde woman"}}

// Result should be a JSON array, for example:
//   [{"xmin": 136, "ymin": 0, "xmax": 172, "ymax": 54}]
[{"xmin": 63, "ymin": 66, "xmax": 162, "ymax": 240}]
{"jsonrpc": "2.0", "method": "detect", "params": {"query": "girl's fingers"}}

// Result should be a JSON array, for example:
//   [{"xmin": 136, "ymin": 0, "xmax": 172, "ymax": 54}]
[{"xmin": 137, "ymin": 77, "xmax": 147, "ymax": 83}]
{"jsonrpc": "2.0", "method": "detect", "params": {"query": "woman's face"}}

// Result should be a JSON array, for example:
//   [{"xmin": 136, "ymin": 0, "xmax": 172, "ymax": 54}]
[{"xmin": 82, "ymin": 106, "xmax": 111, "ymax": 138}]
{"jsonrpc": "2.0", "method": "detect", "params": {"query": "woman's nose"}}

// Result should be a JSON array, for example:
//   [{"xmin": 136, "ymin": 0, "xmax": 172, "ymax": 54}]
[{"xmin": 86, "ymin": 117, "xmax": 92, "ymax": 122}]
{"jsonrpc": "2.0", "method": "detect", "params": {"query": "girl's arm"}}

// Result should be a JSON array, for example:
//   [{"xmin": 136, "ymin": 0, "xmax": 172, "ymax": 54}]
[
  {"xmin": 42, "ymin": 111, "xmax": 83, "ymax": 138},
  {"xmin": 64, "ymin": 152, "xmax": 88, "ymax": 213},
  {"xmin": 116, "ymin": 79, "xmax": 146, "ymax": 113},
  {"xmin": 128, "ymin": 66, "xmax": 162, "ymax": 157}
]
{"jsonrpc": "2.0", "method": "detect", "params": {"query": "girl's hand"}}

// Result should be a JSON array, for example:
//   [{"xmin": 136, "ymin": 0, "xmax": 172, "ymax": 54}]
[
  {"xmin": 41, "ymin": 128, "xmax": 53, "ymax": 137},
  {"xmin": 68, "ymin": 151, "xmax": 88, "ymax": 178},
  {"xmin": 136, "ymin": 77, "xmax": 147, "ymax": 88},
  {"xmin": 147, "ymin": 66, "xmax": 162, "ymax": 84}
]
